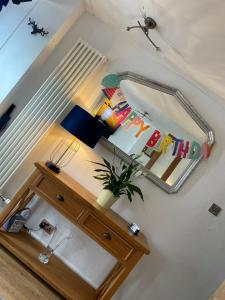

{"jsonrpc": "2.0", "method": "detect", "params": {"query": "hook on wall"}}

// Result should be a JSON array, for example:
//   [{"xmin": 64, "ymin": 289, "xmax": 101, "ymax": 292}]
[
  {"xmin": 127, "ymin": 16, "xmax": 160, "ymax": 51},
  {"xmin": 28, "ymin": 17, "xmax": 49, "ymax": 36}
]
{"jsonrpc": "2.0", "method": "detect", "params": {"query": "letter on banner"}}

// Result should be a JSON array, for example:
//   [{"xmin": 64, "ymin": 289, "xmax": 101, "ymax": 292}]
[
  {"xmin": 121, "ymin": 111, "xmax": 137, "ymax": 127},
  {"xmin": 125, "ymin": 116, "xmax": 141, "ymax": 130},
  {"xmin": 159, "ymin": 135, "xmax": 173, "ymax": 155},
  {"xmin": 146, "ymin": 130, "xmax": 161, "ymax": 147},
  {"xmin": 135, "ymin": 122, "xmax": 150, "ymax": 138},
  {"xmin": 189, "ymin": 141, "xmax": 201, "ymax": 159},
  {"xmin": 113, "ymin": 101, "xmax": 129, "ymax": 113},
  {"xmin": 177, "ymin": 141, "xmax": 189, "ymax": 158},
  {"xmin": 114, "ymin": 107, "xmax": 132, "ymax": 128},
  {"xmin": 201, "ymin": 143, "xmax": 211, "ymax": 160},
  {"xmin": 172, "ymin": 136, "xmax": 183, "ymax": 156}
]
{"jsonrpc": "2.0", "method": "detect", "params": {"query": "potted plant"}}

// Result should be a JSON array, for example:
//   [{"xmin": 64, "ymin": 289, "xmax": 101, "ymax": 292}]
[{"xmin": 91, "ymin": 155, "xmax": 144, "ymax": 209}]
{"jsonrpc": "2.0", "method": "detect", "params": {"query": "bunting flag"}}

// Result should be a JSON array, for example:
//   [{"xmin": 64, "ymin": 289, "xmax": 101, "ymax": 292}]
[
  {"xmin": 99, "ymin": 73, "xmax": 212, "ymax": 160},
  {"xmin": 101, "ymin": 73, "xmax": 121, "ymax": 88},
  {"xmin": 102, "ymin": 87, "xmax": 117, "ymax": 100}
]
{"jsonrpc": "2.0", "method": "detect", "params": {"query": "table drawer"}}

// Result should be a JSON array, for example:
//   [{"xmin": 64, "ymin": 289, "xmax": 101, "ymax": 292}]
[
  {"xmin": 81, "ymin": 213, "xmax": 133, "ymax": 260},
  {"xmin": 35, "ymin": 177, "xmax": 84, "ymax": 219}
]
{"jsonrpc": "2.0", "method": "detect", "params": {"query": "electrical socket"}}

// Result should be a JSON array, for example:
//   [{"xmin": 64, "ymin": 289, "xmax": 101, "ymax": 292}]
[{"xmin": 39, "ymin": 219, "xmax": 55, "ymax": 235}]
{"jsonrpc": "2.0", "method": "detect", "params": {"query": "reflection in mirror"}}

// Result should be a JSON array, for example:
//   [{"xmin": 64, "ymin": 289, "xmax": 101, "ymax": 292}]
[{"xmin": 96, "ymin": 72, "xmax": 214, "ymax": 193}]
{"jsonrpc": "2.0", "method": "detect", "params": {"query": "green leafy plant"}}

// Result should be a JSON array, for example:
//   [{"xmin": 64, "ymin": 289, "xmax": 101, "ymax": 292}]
[{"xmin": 90, "ymin": 155, "xmax": 144, "ymax": 203}]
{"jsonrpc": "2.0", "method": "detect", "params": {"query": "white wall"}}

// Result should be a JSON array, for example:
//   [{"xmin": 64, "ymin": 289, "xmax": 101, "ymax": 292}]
[
  {"xmin": 85, "ymin": 0, "xmax": 225, "ymax": 108},
  {"xmin": 0, "ymin": 0, "xmax": 38, "ymax": 48},
  {"xmin": 0, "ymin": 0, "xmax": 85, "ymax": 108},
  {"xmin": 3, "ymin": 13, "xmax": 225, "ymax": 300}
]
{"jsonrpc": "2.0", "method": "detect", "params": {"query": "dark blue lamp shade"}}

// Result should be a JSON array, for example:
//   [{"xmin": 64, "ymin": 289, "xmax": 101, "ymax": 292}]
[{"xmin": 60, "ymin": 105, "xmax": 106, "ymax": 148}]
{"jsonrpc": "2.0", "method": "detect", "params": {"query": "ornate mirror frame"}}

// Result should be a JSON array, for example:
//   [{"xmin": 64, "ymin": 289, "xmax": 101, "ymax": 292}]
[{"xmin": 100, "ymin": 71, "xmax": 215, "ymax": 193}]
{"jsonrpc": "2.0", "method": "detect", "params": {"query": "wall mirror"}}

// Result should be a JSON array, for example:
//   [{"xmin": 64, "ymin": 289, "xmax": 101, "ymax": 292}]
[{"xmin": 96, "ymin": 71, "xmax": 214, "ymax": 193}]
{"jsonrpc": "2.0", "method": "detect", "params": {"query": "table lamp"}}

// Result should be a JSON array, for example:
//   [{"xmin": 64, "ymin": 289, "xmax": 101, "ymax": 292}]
[{"xmin": 46, "ymin": 105, "xmax": 106, "ymax": 173}]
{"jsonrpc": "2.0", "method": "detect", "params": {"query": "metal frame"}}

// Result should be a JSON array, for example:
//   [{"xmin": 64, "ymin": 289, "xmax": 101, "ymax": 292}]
[{"xmin": 100, "ymin": 71, "xmax": 215, "ymax": 193}]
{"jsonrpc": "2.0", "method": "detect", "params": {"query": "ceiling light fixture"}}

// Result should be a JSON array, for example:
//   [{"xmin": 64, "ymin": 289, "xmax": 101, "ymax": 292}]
[{"xmin": 127, "ymin": 15, "xmax": 160, "ymax": 51}]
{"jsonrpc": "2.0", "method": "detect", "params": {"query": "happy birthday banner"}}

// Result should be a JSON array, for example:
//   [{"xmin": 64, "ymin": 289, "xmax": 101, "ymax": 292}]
[{"xmin": 97, "ymin": 74, "xmax": 211, "ymax": 160}]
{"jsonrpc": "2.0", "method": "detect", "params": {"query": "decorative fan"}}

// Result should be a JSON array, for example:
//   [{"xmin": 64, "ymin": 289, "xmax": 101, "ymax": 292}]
[{"xmin": 0, "ymin": 0, "xmax": 32, "ymax": 11}]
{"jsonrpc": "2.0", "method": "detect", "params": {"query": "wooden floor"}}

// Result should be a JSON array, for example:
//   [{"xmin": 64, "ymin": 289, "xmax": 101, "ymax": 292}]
[
  {"xmin": 210, "ymin": 280, "xmax": 225, "ymax": 299},
  {"xmin": 0, "ymin": 245, "xmax": 63, "ymax": 300}
]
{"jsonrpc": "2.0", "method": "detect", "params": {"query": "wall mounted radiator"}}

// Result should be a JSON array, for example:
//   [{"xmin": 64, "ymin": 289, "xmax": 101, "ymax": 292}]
[{"xmin": 0, "ymin": 39, "xmax": 107, "ymax": 190}]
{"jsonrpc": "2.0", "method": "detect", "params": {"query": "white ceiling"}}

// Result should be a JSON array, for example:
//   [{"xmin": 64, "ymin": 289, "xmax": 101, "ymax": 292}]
[{"xmin": 84, "ymin": 0, "xmax": 225, "ymax": 104}]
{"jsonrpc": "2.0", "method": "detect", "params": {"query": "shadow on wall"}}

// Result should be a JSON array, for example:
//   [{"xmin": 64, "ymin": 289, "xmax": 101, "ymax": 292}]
[
  {"xmin": 113, "ymin": 244, "xmax": 166, "ymax": 300},
  {"xmin": 110, "ymin": 193, "xmax": 166, "ymax": 300}
]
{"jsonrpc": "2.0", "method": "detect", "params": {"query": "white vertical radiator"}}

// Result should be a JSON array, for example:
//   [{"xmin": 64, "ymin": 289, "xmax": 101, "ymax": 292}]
[{"xmin": 0, "ymin": 39, "xmax": 107, "ymax": 190}]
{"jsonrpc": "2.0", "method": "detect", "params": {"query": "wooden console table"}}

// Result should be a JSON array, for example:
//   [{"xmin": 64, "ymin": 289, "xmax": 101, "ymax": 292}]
[{"xmin": 0, "ymin": 162, "xmax": 150, "ymax": 300}]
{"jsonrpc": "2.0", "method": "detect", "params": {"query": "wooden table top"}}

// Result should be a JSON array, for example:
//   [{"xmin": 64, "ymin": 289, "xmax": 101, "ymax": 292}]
[{"xmin": 35, "ymin": 162, "xmax": 150, "ymax": 255}]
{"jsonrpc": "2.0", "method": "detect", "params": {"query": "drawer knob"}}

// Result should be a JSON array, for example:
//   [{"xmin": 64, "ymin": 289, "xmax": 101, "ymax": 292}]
[
  {"xmin": 102, "ymin": 232, "xmax": 111, "ymax": 240},
  {"xmin": 55, "ymin": 194, "xmax": 64, "ymax": 202}
]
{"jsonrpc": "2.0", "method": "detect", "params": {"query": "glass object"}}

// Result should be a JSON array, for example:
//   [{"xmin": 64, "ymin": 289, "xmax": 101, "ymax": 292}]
[
  {"xmin": 46, "ymin": 138, "xmax": 80, "ymax": 173},
  {"xmin": 50, "ymin": 138, "xmax": 80, "ymax": 169},
  {"xmin": 38, "ymin": 226, "xmax": 72, "ymax": 264}
]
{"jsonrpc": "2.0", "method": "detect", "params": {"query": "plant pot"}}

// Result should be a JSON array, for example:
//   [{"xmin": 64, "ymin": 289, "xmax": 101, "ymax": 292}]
[{"xmin": 96, "ymin": 189, "xmax": 118, "ymax": 209}]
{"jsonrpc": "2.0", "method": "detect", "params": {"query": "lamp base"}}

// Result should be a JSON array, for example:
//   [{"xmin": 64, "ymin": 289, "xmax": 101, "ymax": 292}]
[{"xmin": 45, "ymin": 161, "xmax": 60, "ymax": 174}]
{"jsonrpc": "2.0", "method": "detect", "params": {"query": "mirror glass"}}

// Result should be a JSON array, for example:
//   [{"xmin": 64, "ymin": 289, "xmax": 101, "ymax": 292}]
[{"xmin": 97, "ymin": 72, "xmax": 214, "ymax": 193}]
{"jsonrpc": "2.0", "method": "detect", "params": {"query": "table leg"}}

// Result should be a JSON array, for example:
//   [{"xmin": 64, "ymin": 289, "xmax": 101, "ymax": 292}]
[{"xmin": 96, "ymin": 250, "xmax": 143, "ymax": 300}]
